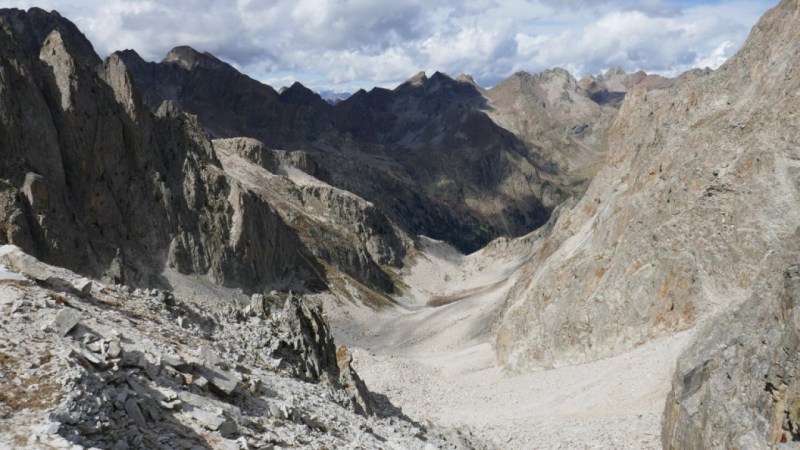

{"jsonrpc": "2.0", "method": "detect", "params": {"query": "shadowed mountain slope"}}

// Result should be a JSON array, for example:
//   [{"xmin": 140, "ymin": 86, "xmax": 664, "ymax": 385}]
[
  {"xmin": 117, "ymin": 49, "xmax": 628, "ymax": 252},
  {"xmin": 0, "ymin": 8, "xmax": 323, "ymax": 293}
]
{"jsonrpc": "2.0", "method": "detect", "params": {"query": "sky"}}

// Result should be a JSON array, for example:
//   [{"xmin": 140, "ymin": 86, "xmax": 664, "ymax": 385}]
[{"xmin": 5, "ymin": 0, "xmax": 776, "ymax": 93}]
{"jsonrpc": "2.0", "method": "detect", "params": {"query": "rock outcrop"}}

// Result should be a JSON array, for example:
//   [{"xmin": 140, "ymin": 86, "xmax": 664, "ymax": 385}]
[
  {"xmin": 0, "ymin": 245, "xmax": 482, "ymax": 449},
  {"xmin": 213, "ymin": 137, "xmax": 410, "ymax": 294},
  {"xmin": 660, "ymin": 0, "xmax": 800, "ymax": 446},
  {"xmin": 662, "ymin": 263, "xmax": 800, "ymax": 448},
  {"xmin": 494, "ymin": 0, "xmax": 800, "ymax": 370},
  {"xmin": 578, "ymin": 66, "xmax": 682, "ymax": 107},
  {"xmin": 0, "ymin": 8, "xmax": 323, "ymax": 293}
]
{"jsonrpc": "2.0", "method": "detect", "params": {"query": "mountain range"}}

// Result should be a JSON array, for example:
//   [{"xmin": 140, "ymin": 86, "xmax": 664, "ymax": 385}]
[{"xmin": 1, "ymin": 1, "xmax": 799, "ymax": 448}]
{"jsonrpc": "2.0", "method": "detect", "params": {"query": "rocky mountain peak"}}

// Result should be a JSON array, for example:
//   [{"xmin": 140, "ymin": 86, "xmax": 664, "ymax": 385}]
[
  {"xmin": 101, "ymin": 52, "xmax": 144, "ymax": 121},
  {"xmin": 714, "ymin": 0, "xmax": 799, "ymax": 90},
  {"xmin": 578, "ymin": 66, "xmax": 678, "ymax": 106},
  {"xmin": 535, "ymin": 67, "xmax": 575, "ymax": 83},
  {"xmin": 399, "ymin": 70, "xmax": 474, "ymax": 97},
  {"xmin": 602, "ymin": 65, "xmax": 627, "ymax": 79},
  {"xmin": 113, "ymin": 48, "xmax": 146, "ymax": 66},
  {"xmin": 455, "ymin": 73, "xmax": 477, "ymax": 86},
  {"xmin": 39, "ymin": 30, "xmax": 81, "ymax": 111},
  {"xmin": 163, "ymin": 45, "xmax": 225, "ymax": 71},
  {"xmin": 0, "ymin": 7, "xmax": 327, "ymax": 294},
  {"xmin": 402, "ymin": 70, "xmax": 427, "ymax": 87},
  {"xmin": 0, "ymin": 7, "xmax": 100, "ymax": 68},
  {"xmin": 279, "ymin": 81, "xmax": 328, "ymax": 108},
  {"xmin": 494, "ymin": 68, "xmax": 578, "ymax": 93},
  {"xmin": 505, "ymin": 70, "xmax": 534, "ymax": 83},
  {"xmin": 488, "ymin": 67, "xmax": 592, "ymax": 119},
  {"xmin": 428, "ymin": 70, "xmax": 451, "ymax": 82}
]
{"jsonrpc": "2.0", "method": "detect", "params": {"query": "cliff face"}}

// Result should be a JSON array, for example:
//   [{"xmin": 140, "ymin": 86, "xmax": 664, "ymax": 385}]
[
  {"xmin": 494, "ymin": 0, "xmax": 800, "ymax": 370},
  {"xmin": 117, "ymin": 49, "xmax": 621, "ymax": 252},
  {"xmin": 0, "ymin": 8, "xmax": 323, "ymax": 293},
  {"xmin": 213, "ymin": 137, "xmax": 411, "ymax": 294},
  {"xmin": 662, "ymin": 263, "xmax": 800, "ymax": 449},
  {"xmin": 660, "ymin": 0, "xmax": 800, "ymax": 447}
]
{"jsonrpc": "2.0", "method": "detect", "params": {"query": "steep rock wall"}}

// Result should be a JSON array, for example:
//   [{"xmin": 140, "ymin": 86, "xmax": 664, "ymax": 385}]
[
  {"xmin": 0, "ymin": 8, "xmax": 323, "ymax": 293},
  {"xmin": 494, "ymin": 0, "xmax": 800, "ymax": 368}
]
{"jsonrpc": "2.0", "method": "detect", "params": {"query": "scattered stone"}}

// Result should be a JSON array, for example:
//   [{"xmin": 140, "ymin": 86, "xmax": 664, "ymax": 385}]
[
  {"xmin": 0, "ymin": 264, "xmax": 29, "ymax": 283},
  {"xmin": 0, "ymin": 241, "xmax": 483, "ymax": 449},
  {"xmin": 160, "ymin": 353, "xmax": 187, "ymax": 369},
  {"xmin": 116, "ymin": 389, "xmax": 129, "ymax": 405},
  {"xmin": 50, "ymin": 308, "xmax": 81, "ymax": 337},
  {"xmin": 250, "ymin": 294, "xmax": 266, "ymax": 317},
  {"xmin": 125, "ymin": 377, "xmax": 151, "ymax": 398},
  {"xmin": 186, "ymin": 407, "xmax": 235, "ymax": 436},
  {"xmin": 118, "ymin": 352, "xmax": 147, "ymax": 369},
  {"xmin": 194, "ymin": 366, "xmax": 238, "ymax": 395},
  {"xmin": 197, "ymin": 345, "xmax": 220, "ymax": 367},
  {"xmin": 69, "ymin": 346, "xmax": 111, "ymax": 370},
  {"xmin": 140, "ymin": 397, "xmax": 162, "ymax": 422},
  {"xmin": 10, "ymin": 300, "xmax": 24, "ymax": 314},
  {"xmin": 218, "ymin": 420, "xmax": 237, "ymax": 438},
  {"xmin": 193, "ymin": 375, "xmax": 208, "ymax": 389},
  {"xmin": 159, "ymin": 397, "xmax": 182, "ymax": 410},
  {"xmin": 106, "ymin": 340, "xmax": 122, "ymax": 358},
  {"xmin": 269, "ymin": 403, "xmax": 288, "ymax": 420},
  {"xmin": 71, "ymin": 278, "xmax": 92, "ymax": 296},
  {"xmin": 123, "ymin": 398, "xmax": 146, "ymax": 427},
  {"xmin": 87, "ymin": 340, "xmax": 104, "ymax": 353}
]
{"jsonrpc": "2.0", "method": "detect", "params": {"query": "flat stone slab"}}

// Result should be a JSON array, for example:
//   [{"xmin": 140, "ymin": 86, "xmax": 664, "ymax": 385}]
[
  {"xmin": 123, "ymin": 398, "xmax": 147, "ymax": 427},
  {"xmin": 194, "ymin": 366, "xmax": 238, "ymax": 396},
  {"xmin": 50, "ymin": 308, "xmax": 81, "ymax": 337},
  {"xmin": 0, "ymin": 265, "xmax": 28, "ymax": 283}
]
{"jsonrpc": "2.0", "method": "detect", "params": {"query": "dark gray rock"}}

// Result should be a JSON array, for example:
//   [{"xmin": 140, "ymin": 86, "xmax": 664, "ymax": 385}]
[
  {"xmin": 22, "ymin": 172, "xmax": 48, "ymax": 211},
  {"xmin": 123, "ymin": 398, "xmax": 146, "ymax": 427},
  {"xmin": 0, "ymin": 8, "xmax": 324, "ymax": 294},
  {"xmin": 270, "ymin": 294, "xmax": 375, "ymax": 416}
]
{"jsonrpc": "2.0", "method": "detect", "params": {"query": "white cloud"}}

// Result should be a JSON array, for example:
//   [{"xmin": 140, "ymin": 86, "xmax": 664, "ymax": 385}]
[
  {"xmin": 516, "ymin": 1, "xmax": 772, "ymax": 78},
  {"xmin": 4, "ymin": 0, "xmax": 776, "ymax": 91}
]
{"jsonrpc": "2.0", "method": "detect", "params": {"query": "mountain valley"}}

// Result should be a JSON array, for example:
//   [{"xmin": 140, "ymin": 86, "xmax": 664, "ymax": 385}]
[{"xmin": 1, "ymin": 1, "xmax": 799, "ymax": 449}]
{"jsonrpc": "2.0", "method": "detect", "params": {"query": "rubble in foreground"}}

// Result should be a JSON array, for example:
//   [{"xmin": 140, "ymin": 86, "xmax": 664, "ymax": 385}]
[{"xmin": 0, "ymin": 245, "xmax": 484, "ymax": 449}]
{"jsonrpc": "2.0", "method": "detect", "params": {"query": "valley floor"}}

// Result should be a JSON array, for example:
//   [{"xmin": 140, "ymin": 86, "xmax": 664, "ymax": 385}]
[{"xmin": 328, "ymin": 238, "xmax": 693, "ymax": 449}]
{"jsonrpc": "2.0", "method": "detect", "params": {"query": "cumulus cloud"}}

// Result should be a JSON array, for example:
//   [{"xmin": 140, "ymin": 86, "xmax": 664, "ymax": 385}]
[
  {"xmin": 514, "ymin": 1, "xmax": 771, "ymax": 79},
  {"xmin": 5, "ymin": 0, "xmax": 775, "ymax": 91}
]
